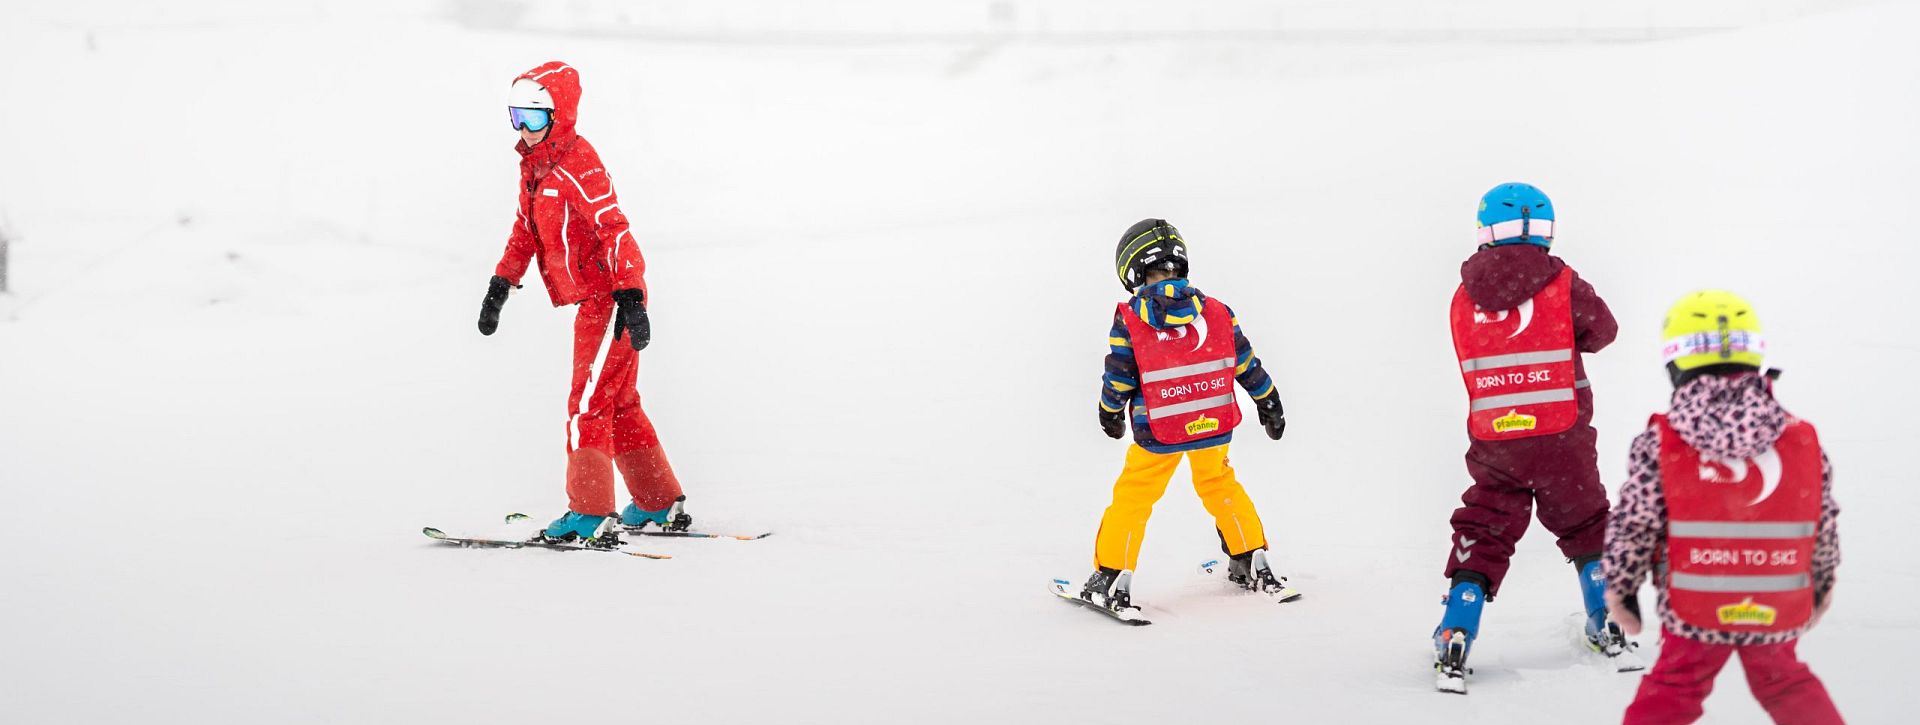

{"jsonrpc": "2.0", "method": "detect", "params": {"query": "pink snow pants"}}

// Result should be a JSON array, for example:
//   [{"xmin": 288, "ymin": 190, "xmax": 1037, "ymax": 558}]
[{"xmin": 1622, "ymin": 628, "xmax": 1843, "ymax": 725}]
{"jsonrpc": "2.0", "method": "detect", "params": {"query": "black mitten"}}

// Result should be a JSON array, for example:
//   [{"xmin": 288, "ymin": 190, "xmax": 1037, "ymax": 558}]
[
  {"xmin": 611, "ymin": 288, "xmax": 651, "ymax": 351},
  {"xmin": 478, "ymin": 275, "xmax": 513, "ymax": 335},
  {"xmin": 1099, "ymin": 407, "xmax": 1125, "ymax": 439},
  {"xmin": 1255, "ymin": 395, "xmax": 1286, "ymax": 440}
]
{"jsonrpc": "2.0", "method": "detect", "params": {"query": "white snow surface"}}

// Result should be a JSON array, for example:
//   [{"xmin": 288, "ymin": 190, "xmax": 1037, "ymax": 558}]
[{"xmin": 3, "ymin": 2, "xmax": 1917, "ymax": 722}]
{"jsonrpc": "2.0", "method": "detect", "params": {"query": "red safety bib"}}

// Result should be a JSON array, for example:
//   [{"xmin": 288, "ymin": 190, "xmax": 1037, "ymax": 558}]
[
  {"xmin": 1658, "ymin": 414, "xmax": 1822, "ymax": 633},
  {"xmin": 1120, "ymin": 298, "xmax": 1241, "ymax": 445},
  {"xmin": 1449, "ymin": 268, "xmax": 1579, "ymax": 440}
]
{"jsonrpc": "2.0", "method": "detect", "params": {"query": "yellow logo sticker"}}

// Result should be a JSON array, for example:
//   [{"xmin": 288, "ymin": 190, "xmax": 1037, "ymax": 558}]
[
  {"xmin": 1185, "ymin": 416, "xmax": 1221, "ymax": 436},
  {"xmin": 1716, "ymin": 598, "xmax": 1778, "ymax": 627},
  {"xmin": 1492, "ymin": 411, "xmax": 1538, "ymax": 433}
]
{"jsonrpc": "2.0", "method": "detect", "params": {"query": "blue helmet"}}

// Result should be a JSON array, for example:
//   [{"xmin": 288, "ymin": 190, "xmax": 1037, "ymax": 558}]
[{"xmin": 1476, "ymin": 183, "xmax": 1555, "ymax": 248}]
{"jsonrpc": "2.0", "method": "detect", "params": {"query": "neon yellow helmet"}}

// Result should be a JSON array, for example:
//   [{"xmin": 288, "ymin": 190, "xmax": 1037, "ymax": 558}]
[{"xmin": 1661, "ymin": 290, "xmax": 1766, "ymax": 376}]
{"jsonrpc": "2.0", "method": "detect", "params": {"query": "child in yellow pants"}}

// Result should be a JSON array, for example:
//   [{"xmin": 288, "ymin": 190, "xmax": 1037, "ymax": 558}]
[
  {"xmin": 1078, "ymin": 219, "xmax": 1298, "ymax": 616},
  {"xmin": 1095, "ymin": 444, "xmax": 1265, "ymax": 572}
]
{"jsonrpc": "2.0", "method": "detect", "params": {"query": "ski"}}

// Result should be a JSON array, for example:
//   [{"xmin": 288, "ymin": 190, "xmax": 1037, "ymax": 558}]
[
  {"xmin": 502, "ymin": 513, "xmax": 770, "ymax": 540},
  {"xmin": 1049, "ymin": 578, "xmax": 1151, "ymax": 626},
  {"xmin": 623, "ymin": 529, "xmax": 772, "ymax": 540},
  {"xmin": 422, "ymin": 527, "xmax": 672, "ymax": 559},
  {"xmin": 1608, "ymin": 647, "xmax": 1648, "ymax": 673},
  {"xmin": 1197, "ymin": 557, "xmax": 1304, "ymax": 603}
]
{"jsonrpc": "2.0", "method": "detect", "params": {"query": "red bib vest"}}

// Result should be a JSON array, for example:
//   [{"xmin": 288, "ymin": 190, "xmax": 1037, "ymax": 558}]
[
  {"xmin": 1449, "ymin": 267, "xmax": 1579, "ymax": 440},
  {"xmin": 1657, "ymin": 414, "xmax": 1822, "ymax": 633},
  {"xmin": 1120, "ymin": 298, "xmax": 1241, "ymax": 445}
]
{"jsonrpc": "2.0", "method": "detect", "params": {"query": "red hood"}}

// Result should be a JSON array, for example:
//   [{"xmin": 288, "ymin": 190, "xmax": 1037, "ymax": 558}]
[
  {"xmin": 513, "ymin": 61, "xmax": 582, "ymax": 169},
  {"xmin": 1460, "ymin": 244, "xmax": 1567, "ymax": 310}
]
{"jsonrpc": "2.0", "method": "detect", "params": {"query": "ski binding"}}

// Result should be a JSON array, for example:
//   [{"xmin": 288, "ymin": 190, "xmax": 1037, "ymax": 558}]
[
  {"xmin": 1198, "ymin": 557, "xmax": 1304, "ymax": 603},
  {"xmin": 1049, "ymin": 578, "xmax": 1151, "ymax": 626},
  {"xmin": 1435, "ymin": 629, "xmax": 1472, "ymax": 694},
  {"xmin": 1587, "ymin": 620, "xmax": 1647, "ymax": 672},
  {"xmin": 502, "ymin": 512, "xmax": 770, "ymax": 540}
]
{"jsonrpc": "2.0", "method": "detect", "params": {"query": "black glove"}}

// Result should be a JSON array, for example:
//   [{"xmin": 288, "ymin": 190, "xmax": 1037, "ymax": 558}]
[
  {"xmin": 478, "ymin": 275, "xmax": 512, "ymax": 335},
  {"xmin": 1255, "ymin": 395, "xmax": 1286, "ymax": 440},
  {"xmin": 1099, "ymin": 406, "xmax": 1125, "ymax": 439},
  {"xmin": 611, "ymin": 288, "xmax": 650, "ymax": 351},
  {"xmin": 1620, "ymin": 593, "xmax": 1642, "ymax": 621}
]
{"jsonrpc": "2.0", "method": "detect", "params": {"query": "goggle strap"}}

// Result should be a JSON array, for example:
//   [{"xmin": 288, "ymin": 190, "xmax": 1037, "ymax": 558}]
[{"xmin": 1661, "ymin": 330, "xmax": 1767, "ymax": 363}]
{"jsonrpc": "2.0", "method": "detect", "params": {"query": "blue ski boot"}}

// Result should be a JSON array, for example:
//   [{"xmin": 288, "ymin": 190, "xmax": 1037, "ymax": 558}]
[
  {"xmin": 535, "ymin": 511, "xmax": 619, "ymax": 548},
  {"xmin": 619, "ymin": 495, "xmax": 692, "ymax": 533},
  {"xmin": 1577, "ymin": 555, "xmax": 1634, "ymax": 659},
  {"xmin": 1433, "ymin": 572, "xmax": 1487, "ymax": 694}
]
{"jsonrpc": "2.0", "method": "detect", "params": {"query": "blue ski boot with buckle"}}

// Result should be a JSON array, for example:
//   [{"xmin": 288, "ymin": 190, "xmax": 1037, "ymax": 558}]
[
  {"xmin": 1433, "ymin": 572, "xmax": 1487, "ymax": 694},
  {"xmin": 535, "ymin": 511, "xmax": 618, "ymax": 548},
  {"xmin": 620, "ymin": 495, "xmax": 692, "ymax": 532},
  {"xmin": 1578, "ymin": 556, "xmax": 1633, "ymax": 657}
]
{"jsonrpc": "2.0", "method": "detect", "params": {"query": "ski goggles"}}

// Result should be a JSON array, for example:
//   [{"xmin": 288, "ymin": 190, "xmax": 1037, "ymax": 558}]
[
  {"xmin": 508, "ymin": 106, "xmax": 553, "ymax": 132},
  {"xmin": 1661, "ymin": 330, "xmax": 1766, "ymax": 364}
]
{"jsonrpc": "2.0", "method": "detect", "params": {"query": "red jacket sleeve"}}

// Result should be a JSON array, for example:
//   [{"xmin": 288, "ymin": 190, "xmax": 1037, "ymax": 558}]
[
  {"xmin": 494, "ymin": 197, "xmax": 537, "ymax": 284},
  {"xmin": 1571, "ymin": 270, "xmax": 1617, "ymax": 354}
]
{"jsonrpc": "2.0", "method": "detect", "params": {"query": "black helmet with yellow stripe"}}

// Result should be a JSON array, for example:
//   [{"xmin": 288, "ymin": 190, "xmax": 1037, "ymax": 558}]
[{"xmin": 1115, "ymin": 219, "xmax": 1188, "ymax": 292}]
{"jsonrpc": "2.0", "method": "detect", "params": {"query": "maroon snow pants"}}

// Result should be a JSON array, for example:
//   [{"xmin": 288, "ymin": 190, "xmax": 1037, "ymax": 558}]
[
  {"xmin": 1622, "ymin": 629, "xmax": 1843, "ymax": 725},
  {"xmin": 1444, "ymin": 422, "xmax": 1608, "ymax": 596}
]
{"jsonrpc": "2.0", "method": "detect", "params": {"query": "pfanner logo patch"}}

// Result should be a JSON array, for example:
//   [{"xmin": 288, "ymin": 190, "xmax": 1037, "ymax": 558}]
[
  {"xmin": 1716, "ymin": 598, "xmax": 1778, "ymax": 627},
  {"xmin": 1492, "ymin": 411, "xmax": 1538, "ymax": 433},
  {"xmin": 1185, "ymin": 416, "xmax": 1221, "ymax": 436}
]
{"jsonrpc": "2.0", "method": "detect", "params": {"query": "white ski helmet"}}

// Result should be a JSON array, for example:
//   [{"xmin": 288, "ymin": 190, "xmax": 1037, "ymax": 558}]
[{"xmin": 507, "ymin": 78, "xmax": 554, "ymax": 109}]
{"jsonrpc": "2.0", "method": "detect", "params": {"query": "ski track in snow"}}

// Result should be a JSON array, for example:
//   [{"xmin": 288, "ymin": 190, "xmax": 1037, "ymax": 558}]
[{"xmin": 2, "ymin": 1, "xmax": 1916, "ymax": 722}]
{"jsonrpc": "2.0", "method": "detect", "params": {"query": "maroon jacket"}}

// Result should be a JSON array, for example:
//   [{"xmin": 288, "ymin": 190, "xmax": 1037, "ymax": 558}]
[{"xmin": 1460, "ymin": 245, "xmax": 1617, "ymax": 422}]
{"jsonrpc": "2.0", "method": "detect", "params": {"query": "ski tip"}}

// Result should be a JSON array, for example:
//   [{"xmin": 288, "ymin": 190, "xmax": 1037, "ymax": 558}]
[
  {"xmin": 504, "ymin": 512, "xmax": 530, "ymax": 524},
  {"xmin": 422, "ymin": 527, "xmax": 448, "ymax": 539},
  {"xmin": 625, "ymin": 551, "xmax": 674, "ymax": 559}
]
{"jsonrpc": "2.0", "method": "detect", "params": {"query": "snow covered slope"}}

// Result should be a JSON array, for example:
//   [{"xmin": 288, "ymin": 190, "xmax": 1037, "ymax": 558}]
[{"xmin": 2, "ymin": 1, "xmax": 1916, "ymax": 722}]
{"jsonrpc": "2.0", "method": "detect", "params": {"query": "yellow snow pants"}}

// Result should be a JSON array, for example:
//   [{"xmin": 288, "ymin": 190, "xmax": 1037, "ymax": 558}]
[{"xmin": 1093, "ymin": 443, "xmax": 1267, "ymax": 571}]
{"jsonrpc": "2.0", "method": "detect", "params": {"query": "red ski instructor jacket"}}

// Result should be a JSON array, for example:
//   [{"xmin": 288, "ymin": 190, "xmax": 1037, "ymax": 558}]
[{"xmin": 495, "ymin": 61, "xmax": 646, "ymax": 307}]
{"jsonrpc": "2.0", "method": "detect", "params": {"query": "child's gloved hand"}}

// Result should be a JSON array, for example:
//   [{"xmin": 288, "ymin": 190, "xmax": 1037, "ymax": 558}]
[
  {"xmin": 1255, "ymin": 396, "xmax": 1286, "ymax": 440},
  {"xmin": 1606, "ymin": 590, "xmax": 1643, "ymax": 636},
  {"xmin": 611, "ymin": 288, "xmax": 651, "ymax": 351},
  {"xmin": 1099, "ymin": 407, "xmax": 1125, "ymax": 439},
  {"xmin": 478, "ymin": 275, "xmax": 513, "ymax": 335}
]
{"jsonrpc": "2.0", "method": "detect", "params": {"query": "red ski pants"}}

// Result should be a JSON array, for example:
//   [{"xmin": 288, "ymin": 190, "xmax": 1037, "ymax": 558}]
[
  {"xmin": 1622, "ymin": 629, "xmax": 1843, "ymax": 725},
  {"xmin": 1444, "ymin": 423, "xmax": 1609, "ymax": 596},
  {"xmin": 563, "ymin": 295, "xmax": 681, "ymax": 516}
]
